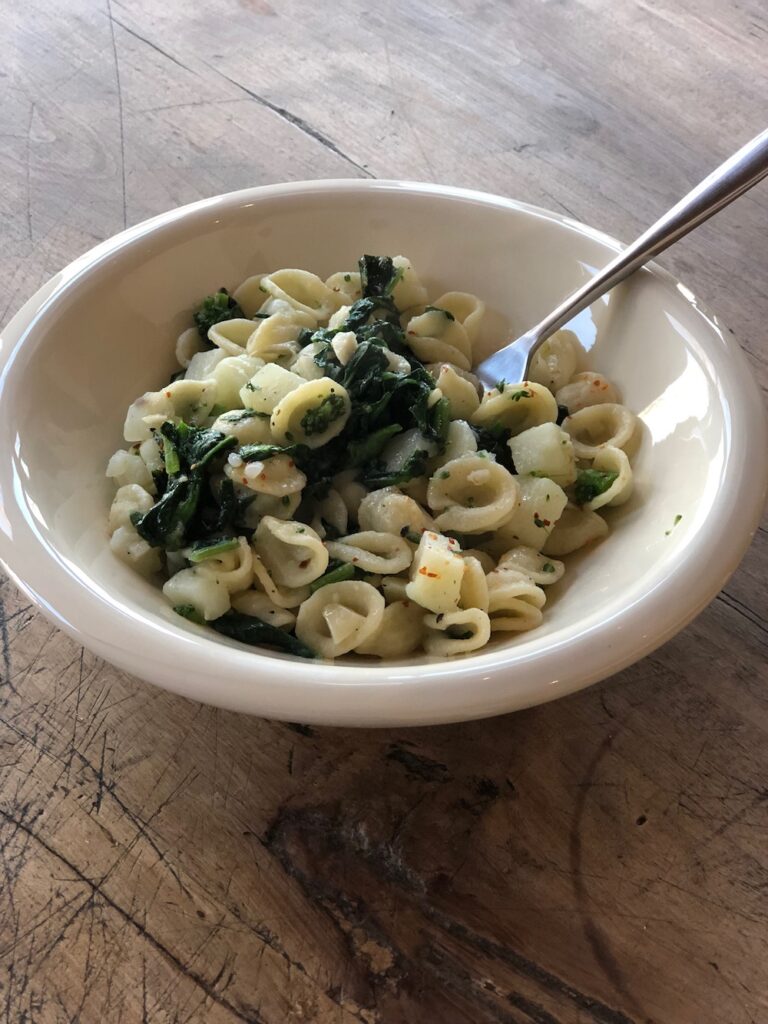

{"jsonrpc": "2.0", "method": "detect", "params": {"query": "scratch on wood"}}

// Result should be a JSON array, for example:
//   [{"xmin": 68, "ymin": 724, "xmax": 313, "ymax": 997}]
[
  {"xmin": 0, "ymin": 595, "xmax": 18, "ymax": 698},
  {"xmin": 0, "ymin": 805, "xmax": 266, "ymax": 1024},
  {"xmin": 108, "ymin": 15, "xmax": 200, "ymax": 76},
  {"xmin": 717, "ymin": 589, "xmax": 768, "ymax": 646},
  {"xmin": 105, "ymin": 0, "xmax": 128, "ymax": 229},
  {"xmin": 203, "ymin": 62, "xmax": 375, "ymax": 178},
  {"xmin": 568, "ymin": 736, "xmax": 645, "ymax": 1020}
]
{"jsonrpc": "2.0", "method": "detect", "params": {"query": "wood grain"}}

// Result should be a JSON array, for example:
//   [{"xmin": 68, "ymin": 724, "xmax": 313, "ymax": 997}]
[{"xmin": 1, "ymin": 0, "xmax": 767, "ymax": 1021}]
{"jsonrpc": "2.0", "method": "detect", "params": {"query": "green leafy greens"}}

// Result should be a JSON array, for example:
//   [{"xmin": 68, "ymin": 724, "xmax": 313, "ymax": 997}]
[
  {"xmin": 300, "ymin": 392, "xmax": 347, "ymax": 436},
  {"xmin": 131, "ymin": 422, "xmax": 237, "ymax": 550},
  {"xmin": 193, "ymin": 288, "xmax": 243, "ymax": 340},
  {"xmin": 210, "ymin": 611, "xmax": 315, "ymax": 658},
  {"xmin": 573, "ymin": 468, "xmax": 618, "ymax": 506}
]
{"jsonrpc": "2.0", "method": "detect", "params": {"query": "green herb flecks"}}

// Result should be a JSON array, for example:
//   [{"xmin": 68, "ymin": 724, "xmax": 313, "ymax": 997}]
[
  {"xmin": 665, "ymin": 514, "xmax": 683, "ymax": 536},
  {"xmin": 173, "ymin": 604, "xmax": 205, "ymax": 625}
]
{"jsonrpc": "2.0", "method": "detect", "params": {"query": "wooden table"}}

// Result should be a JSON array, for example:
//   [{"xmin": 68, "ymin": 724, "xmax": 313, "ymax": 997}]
[{"xmin": 2, "ymin": 2, "xmax": 767, "ymax": 1021}]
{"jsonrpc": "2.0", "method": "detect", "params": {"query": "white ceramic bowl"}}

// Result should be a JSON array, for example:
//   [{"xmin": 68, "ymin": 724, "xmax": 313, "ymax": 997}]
[{"xmin": 0, "ymin": 180, "xmax": 765, "ymax": 726}]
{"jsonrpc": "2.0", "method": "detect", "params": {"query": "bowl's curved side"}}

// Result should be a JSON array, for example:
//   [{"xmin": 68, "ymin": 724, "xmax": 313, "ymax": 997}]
[{"xmin": 0, "ymin": 179, "xmax": 765, "ymax": 726}]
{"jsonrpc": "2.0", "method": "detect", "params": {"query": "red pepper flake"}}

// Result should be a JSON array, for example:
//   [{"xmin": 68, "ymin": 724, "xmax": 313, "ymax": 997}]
[
  {"xmin": 352, "ymin": 557, "xmax": 359, "ymax": 563},
  {"xmin": 299, "ymin": 559, "xmax": 309, "ymax": 569}
]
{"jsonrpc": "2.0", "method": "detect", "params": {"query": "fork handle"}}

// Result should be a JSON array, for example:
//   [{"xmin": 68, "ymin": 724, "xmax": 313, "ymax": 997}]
[{"xmin": 527, "ymin": 126, "xmax": 768, "ymax": 350}]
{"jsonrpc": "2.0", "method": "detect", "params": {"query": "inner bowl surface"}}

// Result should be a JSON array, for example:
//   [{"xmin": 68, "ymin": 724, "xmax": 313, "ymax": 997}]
[{"xmin": 0, "ymin": 180, "xmax": 764, "ymax": 726}]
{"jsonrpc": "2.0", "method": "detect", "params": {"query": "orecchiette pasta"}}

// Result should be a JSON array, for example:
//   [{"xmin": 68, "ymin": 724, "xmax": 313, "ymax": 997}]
[
  {"xmin": 295, "ymin": 581, "xmax": 385, "ymax": 658},
  {"xmin": 212, "ymin": 409, "xmax": 273, "ymax": 444},
  {"xmin": 109, "ymin": 484, "xmax": 155, "ymax": 532},
  {"xmin": 432, "ymin": 364, "xmax": 481, "ymax": 420},
  {"xmin": 190, "ymin": 537, "xmax": 254, "ymax": 593},
  {"xmin": 325, "ymin": 271, "xmax": 362, "ymax": 306},
  {"xmin": 109, "ymin": 253, "xmax": 639, "ymax": 660},
  {"xmin": 109, "ymin": 525, "xmax": 163, "ymax": 577},
  {"xmin": 497, "ymin": 546, "xmax": 565, "ymax": 585},
  {"xmin": 176, "ymin": 326, "xmax": 206, "ymax": 368},
  {"xmin": 260, "ymin": 269, "xmax": 339, "ymax": 323},
  {"xmin": 357, "ymin": 487, "xmax": 433, "ymax": 536},
  {"xmin": 428, "ymin": 455, "xmax": 518, "ymax": 533},
  {"xmin": 529, "ymin": 330, "xmax": 580, "ymax": 391},
  {"xmin": 584, "ymin": 446, "xmax": 634, "ymax": 510},
  {"xmin": 542, "ymin": 505, "xmax": 609, "ymax": 556},
  {"xmin": 486, "ymin": 566, "xmax": 546, "ymax": 632},
  {"xmin": 210, "ymin": 355, "xmax": 266, "ymax": 410},
  {"xmin": 254, "ymin": 517, "xmax": 329, "ymax": 588},
  {"xmin": 563, "ymin": 403, "xmax": 637, "ymax": 458},
  {"xmin": 355, "ymin": 600, "xmax": 424, "ymax": 657},
  {"xmin": 247, "ymin": 308, "xmax": 316, "ymax": 364},
  {"xmin": 423, "ymin": 608, "xmax": 491, "ymax": 655},
  {"xmin": 232, "ymin": 590, "xmax": 296, "ymax": 630},
  {"xmin": 226, "ymin": 453, "xmax": 306, "ymax": 496},
  {"xmin": 460, "ymin": 555, "xmax": 489, "ymax": 611},
  {"xmin": 326, "ymin": 531, "xmax": 413, "ymax": 575},
  {"xmin": 162, "ymin": 568, "xmax": 231, "ymax": 620},
  {"xmin": 471, "ymin": 381, "xmax": 558, "ymax": 434},
  {"xmin": 124, "ymin": 380, "xmax": 215, "ymax": 442},
  {"xmin": 208, "ymin": 318, "xmax": 259, "ymax": 356},
  {"xmin": 106, "ymin": 450, "xmax": 156, "ymax": 494},
  {"xmin": 431, "ymin": 292, "xmax": 485, "ymax": 343},
  {"xmin": 556, "ymin": 371, "xmax": 619, "ymax": 413},
  {"xmin": 389, "ymin": 255, "xmax": 429, "ymax": 310},
  {"xmin": 270, "ymin": 378, "xmax": 351, "ymax": 448},
  {"xmin": 184, "ymin": 347, "xmax": 226, "ymax": 381},
  {"xmin": 251, "ymin": 552, "xmax": 310, "ymax": 609},
  {"xmin": 404, "ymin": 307, "xmax": 473, "ymax": 370}
]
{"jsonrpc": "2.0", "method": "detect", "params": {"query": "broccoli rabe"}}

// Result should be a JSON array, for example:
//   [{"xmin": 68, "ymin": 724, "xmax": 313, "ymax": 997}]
[
  {"xmin": 573, "ymin": 468, "xmax": 618, "ymax": 506},
  {"xmin": 193, "ymin": 288, "xmax": 243, "ymax": 340},
  {"xmin": 300, "ymin": 392, "xmax": 347, "ymax": 436}
]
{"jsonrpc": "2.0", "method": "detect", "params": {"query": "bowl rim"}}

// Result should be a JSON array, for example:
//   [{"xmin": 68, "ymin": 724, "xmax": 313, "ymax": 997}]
[{"xmin": 1, "ymin": 178, "xmax": 766, "ymax": 726}]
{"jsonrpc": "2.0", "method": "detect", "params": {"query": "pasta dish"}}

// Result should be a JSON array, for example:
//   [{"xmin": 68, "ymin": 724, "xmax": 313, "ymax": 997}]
[{"xmin": 106, "ymin": 255, "xmax": 637, "ymax": 659}]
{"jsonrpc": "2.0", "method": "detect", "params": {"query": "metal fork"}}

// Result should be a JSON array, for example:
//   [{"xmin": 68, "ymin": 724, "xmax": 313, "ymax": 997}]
[{"xmin": 476, "ymin": 127, "xmax": 768, "ymax": 388}]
